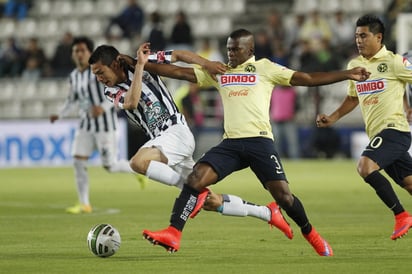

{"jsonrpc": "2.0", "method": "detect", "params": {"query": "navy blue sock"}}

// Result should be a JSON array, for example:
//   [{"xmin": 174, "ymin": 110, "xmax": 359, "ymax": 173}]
[
  {"xmin": 364, "ymin": 171, "xmax": 404, "ymax": 215},
  {"xmin": 169, "ymin": 184, "xmax": 199, "ymax": 231},
  {"xmin": 282, "ymin": 195, "xmax": 312, "ymax": 234}
]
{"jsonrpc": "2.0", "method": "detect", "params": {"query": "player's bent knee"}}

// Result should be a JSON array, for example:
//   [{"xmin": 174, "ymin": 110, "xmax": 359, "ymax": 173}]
[{"xmin": 129, "ymin": 155, "xmax": 146, "ymax": 174}]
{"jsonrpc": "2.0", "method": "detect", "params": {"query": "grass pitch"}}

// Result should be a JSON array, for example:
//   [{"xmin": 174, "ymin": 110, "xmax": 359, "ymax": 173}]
[{"xmin": 1, "ymin": 160, "xmax": 412, "ymax": 274}]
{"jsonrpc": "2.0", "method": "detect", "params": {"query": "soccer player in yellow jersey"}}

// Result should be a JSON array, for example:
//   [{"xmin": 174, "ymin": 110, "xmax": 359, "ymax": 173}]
[
  {"xmin": 142, "ymin": 29, "xmax": 370, "ymax": 256},
  {"xmin": 317, "ymin": 14, "xmax": 412, "ymax": 241}
]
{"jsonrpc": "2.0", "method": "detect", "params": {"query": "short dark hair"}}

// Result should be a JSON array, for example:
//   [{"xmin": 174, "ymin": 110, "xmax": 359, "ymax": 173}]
[
  {"xmin": 229, "ymin": 29, "xmax": 253, "ymax": 40},
  {"xmin": 88, "ymin": 45, "xmax": 119, "ymax": 66},
  {"xmin": 356, "ymin": 15, "xmax": 385, "ymax": 41},
  {"xmin": 72, "ymin": 36, "xmax": 94, "ymax": 53}
]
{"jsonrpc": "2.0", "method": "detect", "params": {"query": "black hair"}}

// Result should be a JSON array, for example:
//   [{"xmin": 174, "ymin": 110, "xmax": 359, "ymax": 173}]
[
  {"xmin": 88, "ymin": 45, "xmax": 119, "ymax": 66},
  {"xmin": 356, "ymin": 15, "xmax": 385, "ymax": 41},
  {"xmin": 71, "ymin": 36, "xmax": 94, "ymax": 53},
  {"xmin": 229, "ymin": 29, "xmax": 253, "ymax": 40}
]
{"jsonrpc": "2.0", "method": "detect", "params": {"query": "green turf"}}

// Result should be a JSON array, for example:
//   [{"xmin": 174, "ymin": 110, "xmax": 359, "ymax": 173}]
[{"xmin": 1, "ymin": 160, "xmax": 412, "ymax": 274}]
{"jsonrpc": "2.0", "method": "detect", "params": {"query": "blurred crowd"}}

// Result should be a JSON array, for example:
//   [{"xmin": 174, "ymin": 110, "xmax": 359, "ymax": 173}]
[
  {"xmin": 1, "ymin": 0, "xmax": 411, "ymax": 80},
  {"xmin": 0, "ymin": 0, "xmax": 197, "ymax": 80}
]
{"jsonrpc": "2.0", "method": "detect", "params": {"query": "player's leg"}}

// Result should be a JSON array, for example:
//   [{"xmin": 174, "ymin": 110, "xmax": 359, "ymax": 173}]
[
  {"xmin": 97, "ymin": 131, "xmax": 134, "ymax": 173},
  {"xmin": 250, "ymin": 137, "xmax": 332, "ymax": 256},
  {"xmin": 384, "ymin": 151, "xmax": 412, "ymax": 240},
  {"xmin": 265, "ymin": 180, "xmax": 332, "ymax": 256},
  {"xmin": 67, "ymin": 130, "xmax": 94, "ymax": 214},
  {"xmin": 360, "ymin": 130, "xmax": 412, "ymax": 239},
  {"xmin": 143, "ymin": 162, "xmax": 218, "ymax": 252},
  {"xmin": 130, "ymin": 124, "xmax": 195, "ymax": 188},
  {"xmin": 143, "ymin": 140, "xmax": 240, "ymax": 252},
  {"xmin": 204, "ymin": 192, "xmax": 292, "ymax": 239}
]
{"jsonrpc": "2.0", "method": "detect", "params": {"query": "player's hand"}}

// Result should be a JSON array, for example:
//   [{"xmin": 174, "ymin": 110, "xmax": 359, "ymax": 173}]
[
  {"xmin": 348, "ymin": 66, "xmax": 371, "ymax": 81},
  {"xmin": 203, "ymin": 61, "xmax": 227, "ymax": 81},
  {"xmin": 316, "ymin": 114, "xmax": 334, "ymax": 127},
  {"xmin": 137, "ymin": 42, "xmax": 150, "ymax": 66},
  {"xmin": 90, "ymin": 106, "xmax": 104, "ymax": 117},
  {"xmin": 49, "ymin": 114, "xmax": 59, "ymax": 123}
]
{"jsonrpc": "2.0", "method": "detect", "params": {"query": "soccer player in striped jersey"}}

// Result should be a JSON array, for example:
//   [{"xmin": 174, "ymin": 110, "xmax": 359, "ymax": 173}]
[
  {"xmin": 317, "ymin": 15, "xmax": 412, "ymax": 241},
  {"xmin": 141, "ymin": 29, "xmax": 370, "ymax": 255},
  {"xmin": 88, "ymin": 44, "xmax": 293, "ymax": 239},
  {"xmin": 49, "ymin": 36, "xmax": 143, "ymax": 214}
]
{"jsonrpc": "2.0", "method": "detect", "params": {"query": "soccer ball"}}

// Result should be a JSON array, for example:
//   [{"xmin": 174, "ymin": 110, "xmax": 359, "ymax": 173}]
[{"xmin": 87, "ymin": 224, "xmax": 121, "ymax": 257}]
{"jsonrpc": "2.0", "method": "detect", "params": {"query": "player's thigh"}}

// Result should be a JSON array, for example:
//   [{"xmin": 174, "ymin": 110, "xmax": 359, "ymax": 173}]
[
  {"xmin": 71, "ymin": 130, "xmax": 95, "ymax": 158},
  {"xmin": 197, "ymin": 139, "xmax": 247, "ymax": 182},
  {"xmin": 247, "ymin": 137, "xmax": 288, "ymax": 185},
  {"xmin": 362, "ymin": 129, "xmax": 410, "ymax": 169},
  {"xmin": 141, "ymin": 124, "xmax": 195, "ymax": 166},
  {"xmin": 384, "ymin": 152, "xmax": 412, "ymax": 188}
]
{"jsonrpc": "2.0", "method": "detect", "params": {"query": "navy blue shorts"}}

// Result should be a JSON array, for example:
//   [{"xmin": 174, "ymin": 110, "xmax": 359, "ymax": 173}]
[
  {"xmin": 362, "ymin": 129, "xmax": 412, "ymax": 186},
  {"xmin": 197, "ymin": 137, "xmax": 287, "ymax": 186}
]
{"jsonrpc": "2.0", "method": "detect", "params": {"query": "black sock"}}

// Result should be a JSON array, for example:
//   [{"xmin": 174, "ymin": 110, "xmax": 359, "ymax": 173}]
[
  {"xmin": 364, "ymin": 171, "xmax": 404, "ymax": 215},
  {"xmin": 169, "ymin": 184, "xmax": 200, "ymax": 231},
  {"xmin": 282, "ymin": 195, "xmax": 312, "ymax": 234}
]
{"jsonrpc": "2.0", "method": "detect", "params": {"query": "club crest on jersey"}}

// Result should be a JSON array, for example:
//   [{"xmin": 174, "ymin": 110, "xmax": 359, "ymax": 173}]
[
  {"xmin": 377, "ymin": 63, "xmax": 388, "ymax": 72},
  {"xmin": 220, "ymin": 73, "xmax": 257, "ymax": 87},
  {"xmin": 356, "ymin": 79, "xmax": 386, "ymax": 95},
  {"xmin": 245, "ymin": 64, "xmax": 256, "ymax": 72}
]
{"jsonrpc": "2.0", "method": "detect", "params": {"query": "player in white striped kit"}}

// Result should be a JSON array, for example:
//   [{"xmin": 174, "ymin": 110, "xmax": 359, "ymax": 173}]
[
  {"xmin": 87, "ymin": 43, "xmax": 292, "ymax": 238},
  {"xmin": 50, "ymin": 36, "xmax": 145, "ymax": 214}
]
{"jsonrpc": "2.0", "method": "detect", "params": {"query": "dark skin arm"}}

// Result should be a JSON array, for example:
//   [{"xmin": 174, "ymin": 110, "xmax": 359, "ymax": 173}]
[
  {"xmin": 144, "ymin": 62, "xmax": 197, "ymax": 83},
  {"xmin": 290, "ymin": 68, "xmax": 370, "ymax": 86}
]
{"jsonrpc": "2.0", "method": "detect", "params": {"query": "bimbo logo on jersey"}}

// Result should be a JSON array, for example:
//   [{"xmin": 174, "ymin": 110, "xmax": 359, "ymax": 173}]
[
  {"xmin": 220, "ymin": 73, "xmax": 257, "ymax": 87},
  {"xmin": 356, "ymin": 79, "xmax": 386, "ymax": 95}
]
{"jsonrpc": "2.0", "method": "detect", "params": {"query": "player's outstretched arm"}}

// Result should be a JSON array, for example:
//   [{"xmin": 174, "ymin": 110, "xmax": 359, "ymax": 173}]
[
  {"xmin": 290, "ymin": 67, "xmax": 370, "ymax": 87},
  {"xmin": 172, "ymin": 49, "xmax": 226, "ymax": 80},
  {"xmin": 144, "ymin": 62, "xmax": 197, "ymax": 83},
  {"xmin": 316, "ymin": 95, "xmax": 359, "ymax": 127}
]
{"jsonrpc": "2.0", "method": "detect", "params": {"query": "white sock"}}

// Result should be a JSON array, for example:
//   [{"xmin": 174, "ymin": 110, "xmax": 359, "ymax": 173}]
[
  {"xmin": 146, "ymin": 160, "xmax": 185, "ymax": 188},
  {"xmin": 73, "ymin": 158, "xmax": 90, "ymax": 205},
  {"xmin": 107, "ymin": 159, "xmax": 134, "ymax": 173},
  {"xmin": 220, "ymin": 194, "xmax": 271, "ymax": 221}
]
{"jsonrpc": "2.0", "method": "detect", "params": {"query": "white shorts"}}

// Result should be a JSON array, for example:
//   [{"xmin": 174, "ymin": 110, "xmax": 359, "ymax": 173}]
[
  {"xmin": 71, "ymin": 129, "xmax": 118, "ymax": 167},
  {"xmin": 142, "ymin": 124, "xmax": 196, "ymax": 180}
]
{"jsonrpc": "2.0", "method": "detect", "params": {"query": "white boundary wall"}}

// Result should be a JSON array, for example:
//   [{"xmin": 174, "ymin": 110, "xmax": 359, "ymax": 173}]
[{"xmin": 0, "ymin": 119, "xmax": 128, "ymax": 168}]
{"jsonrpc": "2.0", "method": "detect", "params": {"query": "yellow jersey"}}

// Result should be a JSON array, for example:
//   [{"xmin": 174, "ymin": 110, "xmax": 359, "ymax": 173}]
[
  {"xmin": 194, "ymin": 56, "xmax": 295, "ymax": 139},
  {"xmin": 347, "ymin": 46, "xmax": 412, "ymax": 138}
]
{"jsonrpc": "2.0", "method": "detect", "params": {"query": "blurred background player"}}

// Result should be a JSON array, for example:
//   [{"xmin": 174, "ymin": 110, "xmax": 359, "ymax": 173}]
[
  {"xmin": 49, "ymin": 36, "xmax": 145, "ymax": 214},
  {"xmin": 317, "ymin": 15, "xmax": 412, "ymax": 240}
]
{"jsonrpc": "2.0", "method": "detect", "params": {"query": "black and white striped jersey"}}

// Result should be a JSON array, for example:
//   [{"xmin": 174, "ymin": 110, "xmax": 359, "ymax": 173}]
[
  {"xmin": 59, "ymin": 67, "xmax": 118, "ymax": 133},
  {"xmin": 104, "ymin": 50, "xmax": 186, "ymax": 139}
]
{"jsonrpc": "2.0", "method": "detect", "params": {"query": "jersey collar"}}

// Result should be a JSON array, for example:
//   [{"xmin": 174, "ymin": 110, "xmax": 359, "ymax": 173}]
[
  {"xmin": 228, "ymin": 56, "xmax": 256, "ymax": 69},
  {"xmin": 362, "ymin": 45, "xmax": 388, "ymax": 61}
]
